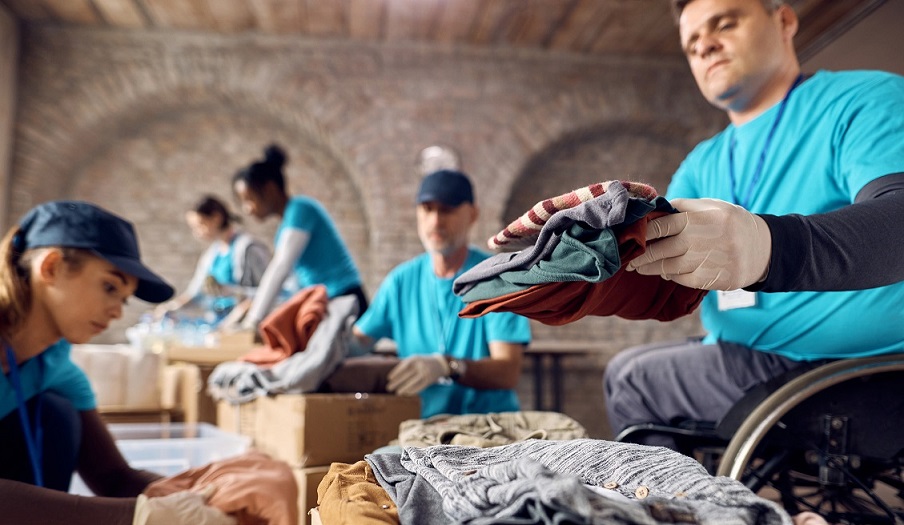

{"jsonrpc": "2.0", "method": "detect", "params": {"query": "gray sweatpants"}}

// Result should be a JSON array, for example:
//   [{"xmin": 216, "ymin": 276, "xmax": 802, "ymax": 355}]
[{"xmin": 603, "ymin": 338, "xmax": 806, "ymax": 448}]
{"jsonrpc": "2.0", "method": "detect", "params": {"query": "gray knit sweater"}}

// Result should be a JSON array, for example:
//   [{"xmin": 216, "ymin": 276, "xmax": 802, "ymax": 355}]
[{"xmin": 399, "ymin": 439, "xmax": 792, "ymax": 525}]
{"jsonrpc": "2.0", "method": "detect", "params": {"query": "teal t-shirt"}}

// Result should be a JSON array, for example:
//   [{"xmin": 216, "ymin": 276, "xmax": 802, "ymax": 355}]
[
  {"xmin": 667, "ymin": 70, "xmax": 904, "ymax": 360},
  {"xmin": 356, "ymin": 248, "xmax": 532, "ymax": 418},
  {"xmin": 277, "ymin": 196, "xmax": 361, "ymax": 297},
  {"xmin": 209, "ymin": 238, "xmax": 240, "ymax": 286},
  {"xmin": 1, "ymin": 340, "xmax": 97, "ymax": 420}
]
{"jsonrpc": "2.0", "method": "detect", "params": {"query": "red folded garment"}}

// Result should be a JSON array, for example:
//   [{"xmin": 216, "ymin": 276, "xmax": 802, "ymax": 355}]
[
  {"xmin": 241, "ymin": 285, "xmax": 329, "ymax": 366},
  {"xmin": 460, "ymin": 212, "xmax": 707, "ymax": 324}
]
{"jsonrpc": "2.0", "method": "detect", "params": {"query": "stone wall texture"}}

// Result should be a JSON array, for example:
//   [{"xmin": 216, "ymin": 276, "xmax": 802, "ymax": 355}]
[{"xmin": 7, "ymin": 25, "xmax": 728, "ymax": 437}]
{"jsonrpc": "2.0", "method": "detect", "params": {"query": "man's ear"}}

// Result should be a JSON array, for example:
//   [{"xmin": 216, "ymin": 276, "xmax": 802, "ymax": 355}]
[
  {"xmin": 468, "ymin": 204, "xmax": 480, "ymax": 225},
  {"xmin": 777, "ymin": 4, "xmax": 799, "ymax": 41}
]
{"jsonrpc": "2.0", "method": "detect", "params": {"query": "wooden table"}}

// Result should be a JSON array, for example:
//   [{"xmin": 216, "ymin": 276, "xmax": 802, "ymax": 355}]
[{"xmin": 374, "ymin": 339, "xmax": 599, "ymax": 413}]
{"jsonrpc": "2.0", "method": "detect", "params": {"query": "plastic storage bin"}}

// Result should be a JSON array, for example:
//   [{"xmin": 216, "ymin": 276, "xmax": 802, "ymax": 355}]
[{"xmin": 70, "ymin": 422, "xmax": 251, "ymax": 495}]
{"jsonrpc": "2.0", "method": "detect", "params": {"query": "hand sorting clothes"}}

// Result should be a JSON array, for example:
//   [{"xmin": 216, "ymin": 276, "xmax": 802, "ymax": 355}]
[
  {"xmin": 208, "ymin": 290, "xmax": 360, "ymax": 404},
  {"xmin": 133, "ymin": 486, "xmax": 237, "ymax": 525},
  {"xmin": 143, "ymin": 451, "xmax": 298, "ymax": 525},
  {"xmin": 453, "ymin": 181, "xmax": 708, "ymax": 324}
]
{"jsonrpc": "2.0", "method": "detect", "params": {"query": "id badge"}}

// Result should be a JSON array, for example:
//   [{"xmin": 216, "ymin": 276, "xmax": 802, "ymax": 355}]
[{"xmin": 717, "ymin": 289, "xmax": 757, "ymax": 311}]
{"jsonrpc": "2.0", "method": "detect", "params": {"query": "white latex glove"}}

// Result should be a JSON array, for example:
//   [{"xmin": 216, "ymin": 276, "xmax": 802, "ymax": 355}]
[
  {"xmin": 386, "ymin": 354, "xmax": 450, "ymax": 396},
  {"xmin": 625, "ymin": 198, "xmax": 772, "ymax": 291},
  {"xmin": 133, "ymin": 486, "xmax": 237, "ymax": 525}
]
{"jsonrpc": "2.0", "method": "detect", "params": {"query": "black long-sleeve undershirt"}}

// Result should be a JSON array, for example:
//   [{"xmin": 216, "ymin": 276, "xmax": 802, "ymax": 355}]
[{"xmin": 749, "ymin": 173, "xmax": 904, "ymax": 292}]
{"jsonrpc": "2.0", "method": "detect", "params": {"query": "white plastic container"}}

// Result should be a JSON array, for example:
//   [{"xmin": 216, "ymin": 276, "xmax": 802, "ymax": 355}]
[{"xmin": 70, "ymin": 422, "xmax": 251, "ymax": 495}]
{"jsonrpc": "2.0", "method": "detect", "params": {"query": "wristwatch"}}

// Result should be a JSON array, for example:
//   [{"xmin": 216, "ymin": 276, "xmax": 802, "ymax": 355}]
[{"xmin": 447, "ymin": 357, "xmax": 467, "ymax": 381}]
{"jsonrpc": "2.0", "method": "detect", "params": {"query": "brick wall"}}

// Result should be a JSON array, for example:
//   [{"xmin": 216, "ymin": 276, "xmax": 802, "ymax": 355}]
[
  {"xmin": 7, "ymin": 25, "xmax": 726, "ymax": 437},
  {"xmin": 0, "ymin": 5, "xmax": 17, "ymax": 228}
]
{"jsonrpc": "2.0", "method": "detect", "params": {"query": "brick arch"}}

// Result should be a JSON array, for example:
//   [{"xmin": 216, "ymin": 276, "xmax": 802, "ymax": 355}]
[
  {"xmin": 8, "ymin": 82, "xmax": 375, "ymax": 337},
  {"xmin": 10, "ymin": 86, "xmax": 360, "ymax": 218}
]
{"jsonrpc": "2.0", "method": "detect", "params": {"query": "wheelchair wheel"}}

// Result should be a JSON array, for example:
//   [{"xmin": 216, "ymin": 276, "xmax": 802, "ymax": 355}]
[{"xmin": 717, "ymin": 355, "xmax": 904, "ymax": 524}]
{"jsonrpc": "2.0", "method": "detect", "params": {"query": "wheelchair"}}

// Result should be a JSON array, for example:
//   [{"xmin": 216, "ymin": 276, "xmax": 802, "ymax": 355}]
[{"xmin": 616, "ymin": 354, "xmax": 904, "ymax": 524}]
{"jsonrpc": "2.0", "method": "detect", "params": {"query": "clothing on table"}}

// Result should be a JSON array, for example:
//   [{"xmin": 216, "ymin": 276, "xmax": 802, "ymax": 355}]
[
  {"xmin": 667, "ymin": 70, "xmax": 904, "ymax": 361},
  {"xmin": 391, "ymin": 439, "xmax": 792, "ymax": 525},
  {"xmin": 355, "ymin": 247, "xmax": 531, "ymax": 419},
  {"xmin": 397, "ymin": 410, "xmax": 588, "ymax": 448},
  {"xmin": 144, "ymin": 450, "xmax": 298, "ymax": 525},
  {"xmin": 208, "ymin": 294, "xmax": 358, "ymax": 404},
  {"xmin": 240, "ymin": 285, "xmax": 329, "ymax": 366},
  {"xmin": 366, "ymin": 454, "xmax": 446, "ymax": 525},
  {"xmin": 457, "ymin": 207, "xmax": 707, "ymax": 324},
  {"xmin": 316, "ymin": 460, "xmax": 400, "ymax": 525},
  {"xmin": 487, "ymin": 180, "xmax": 659, "ymax": 250}
]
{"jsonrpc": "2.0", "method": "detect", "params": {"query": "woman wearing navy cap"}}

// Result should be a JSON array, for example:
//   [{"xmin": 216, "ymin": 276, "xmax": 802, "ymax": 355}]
[{"xmin": 0, "ymin": 201, "xmax": 234, "ymax": 524}]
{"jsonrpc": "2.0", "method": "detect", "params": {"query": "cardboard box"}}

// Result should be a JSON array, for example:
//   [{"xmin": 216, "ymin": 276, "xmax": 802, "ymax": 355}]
[
  {"xmin": 217, "ymin": 399, "xmax": 259, "ymax": 443},
  {"xmin": 255, "ymin": 393, "xmax": 420, "ymax": 467},
  {"xmin": 294, "ymin": 466, "xmax": 331, "ymax": 525},
  {"xmin": 166, "ymin": 330, "xmax": 256, "ymax": 365}
]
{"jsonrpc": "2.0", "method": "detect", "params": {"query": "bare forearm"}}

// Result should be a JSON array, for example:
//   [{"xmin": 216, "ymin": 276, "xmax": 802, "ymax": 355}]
[{"xmin": 455, "ymin": 351, "xmax": 523, "ymax": 390}]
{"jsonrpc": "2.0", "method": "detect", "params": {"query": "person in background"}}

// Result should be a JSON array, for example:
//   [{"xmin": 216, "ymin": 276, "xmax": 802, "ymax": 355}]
[
  {"xmin": 154, "ymin": 195, "xmax": 270, "ymax": 322},
  {"xmin": 0, "ymin": 200, "xmax": 234, "ymax": 525},
  {"xmin": 232, "ymin": 144, "xmax": 367, "ymax": 329},
  {"xmin": 605, "ymin": 0, "xmax": 904, "ymax": 449},
  {"xmin": 353, "ymin": 169, "xmax": 532, "ymax": 418}
]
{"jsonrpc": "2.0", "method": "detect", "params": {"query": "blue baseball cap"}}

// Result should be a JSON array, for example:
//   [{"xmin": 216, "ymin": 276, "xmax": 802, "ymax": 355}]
[
  {"xmin": 17, "ymin": 201, "xmax": 175, "ymax": 303},
  {"xmin": 416, "ymin": 169, "xmax": 474, "ymax": 207}
]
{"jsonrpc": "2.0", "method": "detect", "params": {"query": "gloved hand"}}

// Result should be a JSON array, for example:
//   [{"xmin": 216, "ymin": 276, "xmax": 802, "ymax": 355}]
[
  {"xmin": 625, "ymin": 198, "xmax": 772, "ymax": 291},
  {"xmin": 387, "ymin": 354, "xmax": 450, "ymax": 396},
  {"xmin": 133, "ymin": 485, "xmax": 237, "ymax": 525}
]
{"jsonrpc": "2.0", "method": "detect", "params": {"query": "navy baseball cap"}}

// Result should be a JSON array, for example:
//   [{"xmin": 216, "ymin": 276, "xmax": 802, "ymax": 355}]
[
  {"xmin": 17, "ymin": 201, "xmax": 175, "ymax": 303},
  {"xmin": 416, "ymin": 169, "xmax": 474, "ymax": 207}
]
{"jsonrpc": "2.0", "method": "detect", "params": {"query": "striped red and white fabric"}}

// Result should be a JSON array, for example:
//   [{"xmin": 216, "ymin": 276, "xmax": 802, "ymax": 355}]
[{"xmin": 487, "ymin": 180, "xmax": 658, "ymax": 250}]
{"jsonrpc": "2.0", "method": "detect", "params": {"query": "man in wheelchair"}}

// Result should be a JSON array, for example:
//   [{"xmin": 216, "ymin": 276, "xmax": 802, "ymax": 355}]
[{"xmin": 605, "ymin": 0, "xmax": 904, "ymax": 522}]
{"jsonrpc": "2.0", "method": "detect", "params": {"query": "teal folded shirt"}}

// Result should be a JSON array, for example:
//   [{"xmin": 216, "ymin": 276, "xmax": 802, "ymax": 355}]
[{"xmin": 461, "ymin": 224, "xmax": 621, "ymax": 302}]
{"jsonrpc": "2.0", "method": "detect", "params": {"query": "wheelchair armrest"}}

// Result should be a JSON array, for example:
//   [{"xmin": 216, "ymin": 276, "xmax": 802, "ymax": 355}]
[{"xmin": 615, "ymin": 420, "xmax": 721, "ymax": 444}]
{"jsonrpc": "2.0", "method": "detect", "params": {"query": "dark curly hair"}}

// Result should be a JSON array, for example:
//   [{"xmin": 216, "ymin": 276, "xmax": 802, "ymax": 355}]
[{"xmin": 232, "ymin": 144, "xmax": 288, "ymax": 195}]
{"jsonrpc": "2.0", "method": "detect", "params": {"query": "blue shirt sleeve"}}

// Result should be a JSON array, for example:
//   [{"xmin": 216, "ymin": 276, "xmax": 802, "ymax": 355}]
[
  {"xmin": 282, "ymin": 197, "xmax": 317, "ymax": 233},
  {"xmin": 833, "ymin": 73, "xmax": 904, "ymax": 197},
  {"xmin": 355, "ymin": 268, "xmax": 400, "ymax": 341}
]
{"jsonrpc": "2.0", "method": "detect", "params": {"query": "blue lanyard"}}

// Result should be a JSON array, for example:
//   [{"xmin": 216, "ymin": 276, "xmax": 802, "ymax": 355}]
[
  {"xmin": 728, "ymin": 74, "xmax": 805, "ymax": 209},
  {"xmin": 4, "ymin": 345, "xmax": 44, "ymax": 487}
]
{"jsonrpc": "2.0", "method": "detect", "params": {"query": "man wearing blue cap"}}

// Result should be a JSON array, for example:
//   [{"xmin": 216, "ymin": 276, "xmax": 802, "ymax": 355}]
[{"xmin": 353, "ymin": 170, "xmax": 532, "ymax": 418}]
